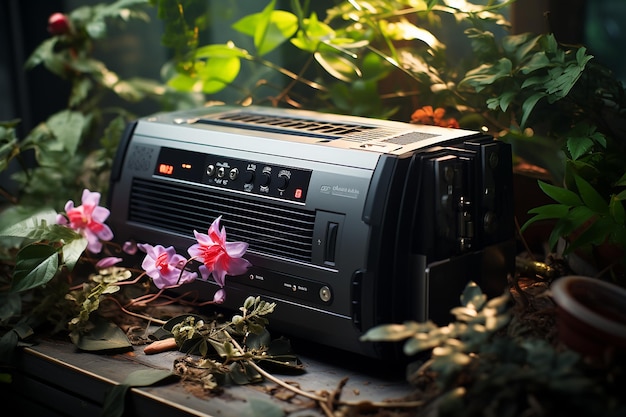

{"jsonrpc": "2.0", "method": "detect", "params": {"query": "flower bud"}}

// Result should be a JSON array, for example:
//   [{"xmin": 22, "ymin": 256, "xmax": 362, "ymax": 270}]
[{"xmin": 47, "ymin": 12, "xmax": 71, "ymax": 35}]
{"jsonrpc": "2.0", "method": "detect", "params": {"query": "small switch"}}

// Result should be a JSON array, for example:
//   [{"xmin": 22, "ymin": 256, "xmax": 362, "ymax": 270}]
[{"xmin": 325, "ymin": 222, "xmax": 338, "ymax": 264}]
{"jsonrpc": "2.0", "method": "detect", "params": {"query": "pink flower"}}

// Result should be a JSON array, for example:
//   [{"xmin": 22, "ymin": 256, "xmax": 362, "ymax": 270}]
[
  {"xmin": 96, "ymin": 257, "xmax": 122, "ymax": 269},
  {"xmin": 122, "ymin": 240, "xmax": 138, "ymax": 255},
  {"xmin": 187, "ymin": 216, "xmax": 252, "ymax": 286},
  {"xmin": 59, "ymin": 189, "xmax": 113, "ymax": 253},
  {"xmin": 213, "ymin": 288, "xmax": 226, "ymax": 304},
  {"xmin": 138, "ymin": 243, "xmax": 198, "ymax": 289}
]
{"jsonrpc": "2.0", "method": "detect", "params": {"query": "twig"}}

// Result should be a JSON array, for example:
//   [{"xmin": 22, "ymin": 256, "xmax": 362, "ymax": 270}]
[
  {"xmin": 103, "ymin": 296, "xmax": 167, "ymax": 326},
  {"xmin": 224, "ymin": 331, "xmax": 424, "ymax": 415}
]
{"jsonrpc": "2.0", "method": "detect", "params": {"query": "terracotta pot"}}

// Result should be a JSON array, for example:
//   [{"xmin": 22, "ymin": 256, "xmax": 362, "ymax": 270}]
[{"xmin": 551, "ymin": 275, "xmax": 626, "ymax": 356}]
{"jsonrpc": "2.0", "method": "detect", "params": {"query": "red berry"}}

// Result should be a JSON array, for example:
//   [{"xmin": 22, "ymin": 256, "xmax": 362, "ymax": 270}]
[{"xmin": 47, "ymin": 13, "xmax": 71, "ymax": 35}]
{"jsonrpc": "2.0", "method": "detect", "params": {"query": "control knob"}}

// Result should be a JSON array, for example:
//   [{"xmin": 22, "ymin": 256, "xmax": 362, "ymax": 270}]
[{"xmin": 276, "ymin": 173, "xmax": 289, "ymax": 191}]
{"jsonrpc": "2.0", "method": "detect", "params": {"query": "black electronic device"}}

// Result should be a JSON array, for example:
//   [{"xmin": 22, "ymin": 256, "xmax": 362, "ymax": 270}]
[{"xmin": 108, "ymin": 105, "xmax": 515, "ymax": 358}]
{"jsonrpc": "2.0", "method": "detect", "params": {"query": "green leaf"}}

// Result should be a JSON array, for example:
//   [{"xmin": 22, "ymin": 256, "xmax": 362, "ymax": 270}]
[
  {"xmin": 537, "ymin": 181, "xmax": 582, "ymax": 206},
  {"xmin": 227, "ymin": 362, "xmax": 262, "ymax": 385},
  {"xmin": 565, "ymin": 217, "xmax": 614, "ymax": 253},
  {"xmin": 519, "ymin": 51, "xmax": 550, "ymax": 73},
  {"xmin": 495, "ymin": 90, "xmax": 516, "ymax": 112},
  {"xmin": 574, "ymin": 175, "xmax": 608, "ymax": 214},
  {"xmin": 290, "ymin": 13, "xmax": 335, "ymax": 53},
  {"xmin": 403, "ymin": 334, "xmax": 444, "ymax": 356},
  {"xmin": 86, "ymin": 20, "xmax": 107, "ymax": 39},
  {"xmin": 246, "ymin": 398, "xmax": 286, "ymax": 417},
  {"xmin": 520, "ymin": 74, "xmax": 548, "ymax": 89},
  {"xmin": 521, "ymin": 203, "xmax": 570, "ymax": 234},
  {"xmin": 73, "ymin": 319, "xmax": 132, "ymax": 352},
  {"xmin": 567, "ymin": 136, "xmax": 594, "ymax": 161},
  {"xmin": 232, "ymin": 0, "xmax": 297, "ymax": 56},
  {"xmin": 123, "ymin": 368, "xmax": 174, "ymax": 386},
  {"xmin": 47, "ymin": 110, "xmax": 88, "ymax": 155},
  {"xmin": 314, "ymin": 51, "xmax": 361, "ymax": 82},
  {"xmin": 0, "ymin": 209, "xmax": 58, "ymax": 238},
  {"xmin": 460, "ymin": 281, "xmax": 486, "ymax": 310},
  {"xmin": 360, "ymin": 321, "xmax": 428, "ymax": 342},
  {"xmin": 520, "ymin": 92, "xmax": 546, "ymax": 128},
  {"xmin": 100, "ymin": 382, "xmax": 128, "ymax": 417},
  {"xmin": 195, "ymin": 44, "xmax": 248, "ymax": 60},
  {"xmin": 168, "ymin": 45, "xmax": 244, "ymax": 94},
  {"xmin": 610, "ymin": 195, "xmax": 626, "ymax": 224},
  {"xmin": 101, "ymin": 368, "xmax": 174, "ymax": 417},
  {"xmin": 548, "ymin": 205, "xmax": 596, "ymax": 250},
  {"xmin": 502, "ymin": 33, "xmax": 539, "ymax": 63},
  {"xmin": 11, "ymin": 244, "xmax": 60, "ymax": 293},
  {"xmin": 62, "ymin": 237, "xmax": 89, "ymax": 271},
  {"xmin": 24, "ymin": 38, "xmax": 57, "ymax": 70},
  {"xmin": 166, "ymin": 71, "xmax": 198, "ymax": 92},
  {"xmin": 461, "ymin": 58, "xmax": 512, "ymax": 92},
  {"xmin": 562, "ymin": 205, "xmax": 596, "ymax": 233},
  {"xmin": 197, "ymin": 57, "xmax": 241, "ymax": 94}
]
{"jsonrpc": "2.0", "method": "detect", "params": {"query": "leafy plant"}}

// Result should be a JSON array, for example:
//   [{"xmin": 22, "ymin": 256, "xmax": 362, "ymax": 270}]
[
  {"xmin": 521, "ymin": 174, "xmax": 626, "ymax": 280},
  {"xmin": 0, "ymin": 0, "xmax": 199, "ymax": 210},
  {"xmin": 361, "ymin": 281, "xmax": 625, "ymax": 417},
  {"xmin": 157, "ymin": 296, "xmax": 305, "ymax": 390},
  {"xmin": 151, "ymin": 0, "xmax": 514, "ymax": 118}
]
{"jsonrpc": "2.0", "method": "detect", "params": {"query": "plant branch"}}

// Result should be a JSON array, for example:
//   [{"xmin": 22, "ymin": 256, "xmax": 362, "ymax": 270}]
[{"xmin": 224, "ymin": 331, "xmax": 424, "ymax": 415}]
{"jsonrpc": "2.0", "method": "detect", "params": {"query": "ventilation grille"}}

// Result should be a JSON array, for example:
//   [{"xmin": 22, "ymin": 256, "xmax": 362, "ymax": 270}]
[
  {"xmin": 195, "ymin": 111, "xmax": 406, "ymax": 142},
  {"xmin": 129, "ymin": 178, "xmax": 316, "ymax": 263}
]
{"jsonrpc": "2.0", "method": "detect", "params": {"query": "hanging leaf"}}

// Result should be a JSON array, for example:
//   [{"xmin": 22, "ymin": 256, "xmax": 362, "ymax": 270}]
[
  {"xmin": 520, "ymin": 92, "xmax": 546, "ymax": 128},
  {"xmin": 100, "ymin": 368, "xmax": 174, "ymax": 417},
  {"xmin": 11, "ymin": 244, "xmax": 60, "ymax": 293}
]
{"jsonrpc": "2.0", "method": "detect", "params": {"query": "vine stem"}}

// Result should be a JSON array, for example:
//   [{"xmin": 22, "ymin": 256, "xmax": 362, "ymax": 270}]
[{"xmin": 224, "ymin": 331, "xmax": 424, "ymax": 416}]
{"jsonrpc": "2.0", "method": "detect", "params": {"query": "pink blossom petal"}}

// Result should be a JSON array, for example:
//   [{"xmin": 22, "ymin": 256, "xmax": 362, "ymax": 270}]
[
  {"xmin": 96, "ymin": 257, "xmax": 122, "ymax": 269},
  {"xmin": 58, "ymin": 189, "xmax": 113, "ymax": 254},
  {"xmin": 224, "ymin": 241, "xmax": 249, "ymax": 258},
  {"xmin": 193, "ymin": 265, "xmax": 206, "ymax": 281},
  {"xmin": 213, "ymin": 288, "xmax": 226, "ymax": 304},
  {"xmin": 81, "ymin": 189, "xmax": 101, "ymax": 206},
  {"xmin": 188, "ymin": 216, "xmax": 251, "ymax": 286},
  {"xmin": 139, "ymin": 243, "xmax": 197, "ymax": 289},
  {"xmin": 123, "ymin": 241, "xmax": 137, "ymax": 255}
]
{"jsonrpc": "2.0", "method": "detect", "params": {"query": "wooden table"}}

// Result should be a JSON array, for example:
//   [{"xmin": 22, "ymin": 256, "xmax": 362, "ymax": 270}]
[{"xmin": 3, "ymin": 336, "xmax": 415, "ymax": 417}]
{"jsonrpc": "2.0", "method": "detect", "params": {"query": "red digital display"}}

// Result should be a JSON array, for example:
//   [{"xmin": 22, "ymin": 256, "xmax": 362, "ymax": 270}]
[
  {"xmin": 158, "ymin": 163, "xmax": 174, "ymax": 175},
  {"xmin": 294, "ymin": 188, "xmax": 303, "ymax": 199}
]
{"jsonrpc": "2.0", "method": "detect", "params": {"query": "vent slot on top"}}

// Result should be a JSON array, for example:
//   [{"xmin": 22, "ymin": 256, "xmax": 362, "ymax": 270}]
[
  {"xmin": 194, "ymin": 111, "xmax": 406, "ymax": 143},
  {"xmin": 128, "ymin": 178, "xmax": 316, "ymax": 263}
]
